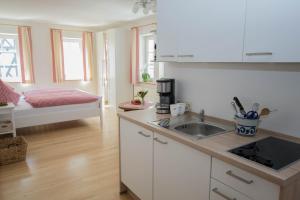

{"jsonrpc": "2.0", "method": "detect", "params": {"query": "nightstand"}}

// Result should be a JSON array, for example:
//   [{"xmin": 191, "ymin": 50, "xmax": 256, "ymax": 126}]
[{"xmin": 0, "ymin": 103, "xmax": 16, "ymax": 137}]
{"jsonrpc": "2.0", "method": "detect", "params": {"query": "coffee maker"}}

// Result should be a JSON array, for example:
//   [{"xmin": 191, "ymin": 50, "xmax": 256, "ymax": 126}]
[{"xmin": 156, "ymin": 78, "xmax": 175, "ymax": 114}]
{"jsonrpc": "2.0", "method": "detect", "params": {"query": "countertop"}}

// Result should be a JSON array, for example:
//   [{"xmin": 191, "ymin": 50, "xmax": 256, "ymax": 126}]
[{"xmin": 118, "ymin": 109, "xmax": 300, "ymax": 187}]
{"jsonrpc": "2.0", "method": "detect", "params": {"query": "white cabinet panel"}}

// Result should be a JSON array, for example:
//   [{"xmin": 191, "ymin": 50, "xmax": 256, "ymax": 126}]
[
  {"xmin": 120, "ymin": 119, "xmax": 153, "ymax": 200},
  {"xmin": 210, "ymin": 178, "xmax": 252, "ymax": 200},
  {"xmin": 244, "ymin": 0, "xmax": 300, "ymax": 62},
  {"xmin": 177, "ymin": 0, "xmax": 246, "ymax": 62},
  {"xmin": 153, "ymin": 133, "xmax": 211, "ymax": 200},
  {"xmin": 156, "ymin": 0, "xmax": 179, "ymax": 61},
  {"xmin": 211, "ymin": 158, "xmax": 280, "ymax": 200}
]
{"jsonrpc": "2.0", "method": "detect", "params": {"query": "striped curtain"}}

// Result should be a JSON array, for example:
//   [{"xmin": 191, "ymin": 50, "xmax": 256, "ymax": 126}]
[
  {"xmin": 130, "ymin": 27, "xmax": 139, "ymax": 85},
  {"xmin": 82, "ymin": 32, "xmax": 94, "ymax": 81},
  {"xmin": 50, "ymin": 29, "xmax": 65, "ymax": 83},
  {"xmin": 18, "ymin": 26, "xmax": 35, "ymax": 83}
]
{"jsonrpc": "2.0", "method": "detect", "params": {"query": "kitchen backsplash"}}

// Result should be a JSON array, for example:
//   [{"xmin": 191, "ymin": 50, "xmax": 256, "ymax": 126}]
[{"xmin": 164, "ymin": 62, "xmax": 300, "ymax": 137}]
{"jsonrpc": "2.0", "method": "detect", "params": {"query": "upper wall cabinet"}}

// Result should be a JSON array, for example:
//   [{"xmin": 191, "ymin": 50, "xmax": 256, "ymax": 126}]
[
  {"xmin": 156, "ymin": 0, "xmax": 180, "ymax": 62},
  {"xmin": 157, "ymin": 0, "xmax": 246, "ymax": 62},
  {"xmin": 176, "ymin": 0, "xmax": 246, "ymax": 62},
  {"xmin": 244, "ymin": 0, "xmax": 300, "ymax": 62},
  {"xmin": 157, "ymin": 0, "xmax": 300, "ymax": 63}
]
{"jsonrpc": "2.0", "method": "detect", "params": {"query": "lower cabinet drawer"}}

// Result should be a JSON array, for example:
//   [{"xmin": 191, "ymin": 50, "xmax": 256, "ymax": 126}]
[
  {"xmin": 0, "ymin": 120, "xmax": 13, "ymax": 132},
  {"xmin": 210, "ymin": 178, "xmax": 251, "ymax": 200},
  {"xmin": 211, "ymin": 158, "xmax": 280, "ymax": 200}
]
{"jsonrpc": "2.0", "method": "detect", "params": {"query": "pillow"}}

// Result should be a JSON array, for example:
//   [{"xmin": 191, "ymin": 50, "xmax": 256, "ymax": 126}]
[{"xmin": 0, "ymin": 79, "xmax": 21, "ymax": 105}]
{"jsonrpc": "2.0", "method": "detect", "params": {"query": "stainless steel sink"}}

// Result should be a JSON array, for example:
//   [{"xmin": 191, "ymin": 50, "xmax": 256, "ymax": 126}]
[
  {"xmin": 173, "ymin": 122, "xmax": 226, "ymax": 138},
  {"xmin": 150, "ymin": 115, "xmax": 233, "ymax": 140}
]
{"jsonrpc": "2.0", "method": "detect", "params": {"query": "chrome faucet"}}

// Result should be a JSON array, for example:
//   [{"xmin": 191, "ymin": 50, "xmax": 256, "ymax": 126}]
[{"xmin": 199, "ymin": 109, "xmax": 205, "ymax": 122}]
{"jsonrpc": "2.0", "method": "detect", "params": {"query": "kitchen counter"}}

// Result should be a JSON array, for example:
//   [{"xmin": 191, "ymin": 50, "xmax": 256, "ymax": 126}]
[{"xmin": 118, "ymin": 109, "xmax": 300, "ymax": 187}]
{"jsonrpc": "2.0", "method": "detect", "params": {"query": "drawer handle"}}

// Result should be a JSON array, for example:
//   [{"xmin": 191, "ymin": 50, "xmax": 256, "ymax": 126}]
[
  {"xmin": 226, "ymin": 170, "xmax": 254, "ymax": 184},
  {"xmin": 159, "ymin": 55, "xmax": 175, "ymax": 58},
  {"xmin": 212, "ymin": 188, "xmax": 236, "ymax": 200},
  {"xmin": 154, "ymin": 137, "xmax": 168, "ymax": 144},
  {"xmin": 177, "ymin": 54, "xmax": 194, "ymax": 58},
  {"xmin": 245, "ymin": 52, "xmax": 273, "ymax": 56},
  {"xmin": 137, "ymin": 131, "xmax": 151, "ymax": 138}
]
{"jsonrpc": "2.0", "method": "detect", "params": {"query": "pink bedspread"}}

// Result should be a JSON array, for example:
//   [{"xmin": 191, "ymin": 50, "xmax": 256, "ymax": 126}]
[{"xmin": 23, "ymin": 89, "xmax": 100, "ymax": 108}]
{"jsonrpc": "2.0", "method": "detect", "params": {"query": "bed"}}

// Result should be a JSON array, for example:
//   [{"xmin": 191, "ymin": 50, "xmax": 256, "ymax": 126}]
[{"xmin": 13, "ymin": 89, "xmax": 102, "ymax": 129}]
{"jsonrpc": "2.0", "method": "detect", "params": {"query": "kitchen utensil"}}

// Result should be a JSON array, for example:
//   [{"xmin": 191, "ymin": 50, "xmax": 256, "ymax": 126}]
[
  {"xmin": 231, "ymin": 102, "xmax": 238, "ymax": 114},
  {"xmin": 260, "ymin": 108, "xmax": 271, "ymax": 117},
  {"xmin": 259, "ymin": 108, "xmax": 278, "ymax": 117},
  {"xmin": 252, "ymin": 103, "xmax": 260, "ymax": 112},
  {"xmin": 233, "ymin": 97, "xmax": 246, "ymax": 115},
  {"xmin": 246, "ymin": 111, "xmax": 259, "ymax": 119}
]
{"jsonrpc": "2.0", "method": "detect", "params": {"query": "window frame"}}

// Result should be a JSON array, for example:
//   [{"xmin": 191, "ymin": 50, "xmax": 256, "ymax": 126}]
[{"xmin": 0, "ymin": 32, "xmax": 22, "ymax": 83}]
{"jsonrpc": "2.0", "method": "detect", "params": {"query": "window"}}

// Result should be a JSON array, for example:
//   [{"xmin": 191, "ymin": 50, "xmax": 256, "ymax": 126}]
[
  {"xmin": 139, "ymin": 34, "xmax": 155, "ymax": 82},
  {"xmin": 139, "ymin": 33, "xmax": 163, "ymax": 83},
  {"xmin": 63, "ymin": 37, "xmax": 84, "ymax": 80},
  {"xmin": 0, "ymin": 33, "xmax": 21, "ymax": 82}
]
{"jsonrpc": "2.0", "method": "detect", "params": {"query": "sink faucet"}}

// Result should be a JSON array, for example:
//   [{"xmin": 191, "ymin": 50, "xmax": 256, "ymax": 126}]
[{"xmin": 199, "ymin": 109, "xmax": 205, "ymax": 122}]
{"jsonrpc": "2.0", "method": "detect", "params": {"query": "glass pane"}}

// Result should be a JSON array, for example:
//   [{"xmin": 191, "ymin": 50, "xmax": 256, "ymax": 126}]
[
  {"xmin": 0, "ymin": 36, "xmax": 21, "ymax": 82},
  {"xmin": 63, "ymin": 38, "xmax": 84, "ymax": 80}
]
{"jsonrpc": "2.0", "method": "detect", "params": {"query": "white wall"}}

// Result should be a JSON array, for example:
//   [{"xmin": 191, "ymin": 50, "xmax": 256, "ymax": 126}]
[
  {"xmin": 165, "ymin": 62, "xmax": 300, "ymax": 137},
  {"xmin": 1, "ymin": 20, "xmax": 98, "ymax": 94}
]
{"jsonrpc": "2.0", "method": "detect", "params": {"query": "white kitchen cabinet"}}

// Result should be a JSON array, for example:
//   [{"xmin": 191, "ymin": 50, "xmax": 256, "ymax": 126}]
[
  {"xmin": 210, "ymin": 178, "xmax": 252, "ymax": 200},
  {"xmin": 211, "ymin": 158, "xmax": 280, "ymax": 200},
  {"xmin": 153, "ymin": 133, "xmax": 211, "ymax": 200},
  {"xmin": 157, "ymin": 0, "xmax": 246, "ymax": 62},
  {"xmin": 120, "ymin": 119, "xmax": 153, "ymax": 200},
  {"xmin": 244, "ymin": 0, "xmax": 300, "ymax": 62},
  {"xmin": 176, "ymin": 0, "xmax": 246, "ymax": 62},
  {"xmin": 156, "ymin": 0, "xmax": 179, "ymax": 62}
]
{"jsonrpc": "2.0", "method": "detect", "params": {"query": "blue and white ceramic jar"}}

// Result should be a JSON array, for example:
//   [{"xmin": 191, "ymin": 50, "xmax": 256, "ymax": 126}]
[{"xmin": 234, "ymin": 115, "xmax": 260, "ymax": 136}]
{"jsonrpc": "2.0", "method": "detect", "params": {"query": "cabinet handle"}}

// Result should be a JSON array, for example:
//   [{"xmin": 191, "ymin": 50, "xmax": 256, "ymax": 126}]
[
  {"xmin": 159, "ymin": 55, "xmax": 175, "ymax": 58},
  {"xmin": 245, "ymin": 52, "xmax": 273, "ymax": 56},
  {"xmin": 177, "ymin": 54, "xmax": 194, "ymax": 58},
  {"xmin": 137, "ymin": 131, "xmax": 151, "ymax": 138},
  {"xmin": 154, "ymin": 137, "xmax": 168, "ymax": 144},
  {"xmin": 212, "ymin": 188, "xmax": 236, "ymax": 200},
  {"xmin": 226, "ymin": 170, "xmax": 254, "ymax": 184}
]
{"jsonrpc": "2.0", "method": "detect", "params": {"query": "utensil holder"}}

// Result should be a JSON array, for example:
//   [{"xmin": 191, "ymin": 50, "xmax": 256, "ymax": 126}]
[{"xmin": 234, "ymin": 115, "xmax": 260, "ymax": 136}]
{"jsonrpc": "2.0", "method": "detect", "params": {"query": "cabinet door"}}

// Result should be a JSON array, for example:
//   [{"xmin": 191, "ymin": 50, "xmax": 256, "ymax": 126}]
[
  {"xmin": 156, "ymin": 0, "xmax": 179, "ymax": 61},
  {"xmin": 176, "ymin": 0, "xmax": 246, "ymax": 62},
  {"xmin": 153, "ymin": 133, "xmax": 211, "ymax": 200},
  {"xmin": 120, "ymin": 119, "xmax": 153, "ymax": 200},
  {"xmin": 244, "ymin": 0, "xmax": 300, "ymax": 62}
]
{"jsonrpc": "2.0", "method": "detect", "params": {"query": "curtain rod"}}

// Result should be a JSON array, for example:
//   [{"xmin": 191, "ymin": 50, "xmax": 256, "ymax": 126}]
[
  {"xmin": 131, "ymin": 22, "xmax": 157, "ymax": 29},
  {"xmin": 0, "ymin": 23, "xmax": 93, "ymax": 32},
  {"xmin": 0, "ymin": 23, "xmax": 30, "ymax": 27}
]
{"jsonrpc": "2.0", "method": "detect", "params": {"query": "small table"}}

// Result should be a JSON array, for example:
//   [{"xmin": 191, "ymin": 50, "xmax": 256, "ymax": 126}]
[
  {"xmin": 118, "ymin": 101, "xmax": 154, "ymax": 112},
  {"xmin": 0, "ymin": 103, "xmax": 16, "ymax": 137}
]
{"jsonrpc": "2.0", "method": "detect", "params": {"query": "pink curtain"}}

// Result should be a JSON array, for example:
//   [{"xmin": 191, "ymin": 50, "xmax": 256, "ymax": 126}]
[
  {"xmin": 18, "ymin": 26, "xmax": 35, "ymax": 83},
  {"xmin": 50, "ymin": 29, "xmax": 65, "ymax": 83},
  {"xmin": 82, "ymin": 32, "xmax": 94, "ymax": 81},
  {"xmin": 130, "ymin": 27, "xmax": 139, "ymax": 85}
]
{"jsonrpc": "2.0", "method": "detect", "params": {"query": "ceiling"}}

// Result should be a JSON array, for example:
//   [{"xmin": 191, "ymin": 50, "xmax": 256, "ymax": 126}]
[{"xmin": 0, "ymin": 0, "xmax": 149, "ymax": 27}]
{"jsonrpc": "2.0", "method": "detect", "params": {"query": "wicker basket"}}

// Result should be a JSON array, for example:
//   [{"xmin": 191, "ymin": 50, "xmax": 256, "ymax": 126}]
[{"xmin": 0, "ymin": 136, "xmax": 28, "ymax": 165}]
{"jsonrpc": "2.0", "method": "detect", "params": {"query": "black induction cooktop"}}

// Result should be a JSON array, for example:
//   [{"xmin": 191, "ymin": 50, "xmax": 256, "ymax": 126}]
[{"xmin": 229, "ymin": 137, "xmax": 300, "ymax": 170}]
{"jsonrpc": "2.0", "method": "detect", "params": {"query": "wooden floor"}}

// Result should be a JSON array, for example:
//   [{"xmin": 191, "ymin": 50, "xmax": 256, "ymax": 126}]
[{"xmin": 0, "ymin": 108, "xmax": 133, "ymax": 200}]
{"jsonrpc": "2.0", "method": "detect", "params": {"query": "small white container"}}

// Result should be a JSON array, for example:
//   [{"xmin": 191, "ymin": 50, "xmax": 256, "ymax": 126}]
[
  {"xmin": 234, "ymin": 115, "xmax": 260, "ymax": 136},
  {"xmin": 170, "ymin": 104, "xmax": 179, "ymax": 117},
  {"xmin": 177, "ymin": 103, "xmax": 186, "ymax": 115}
]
